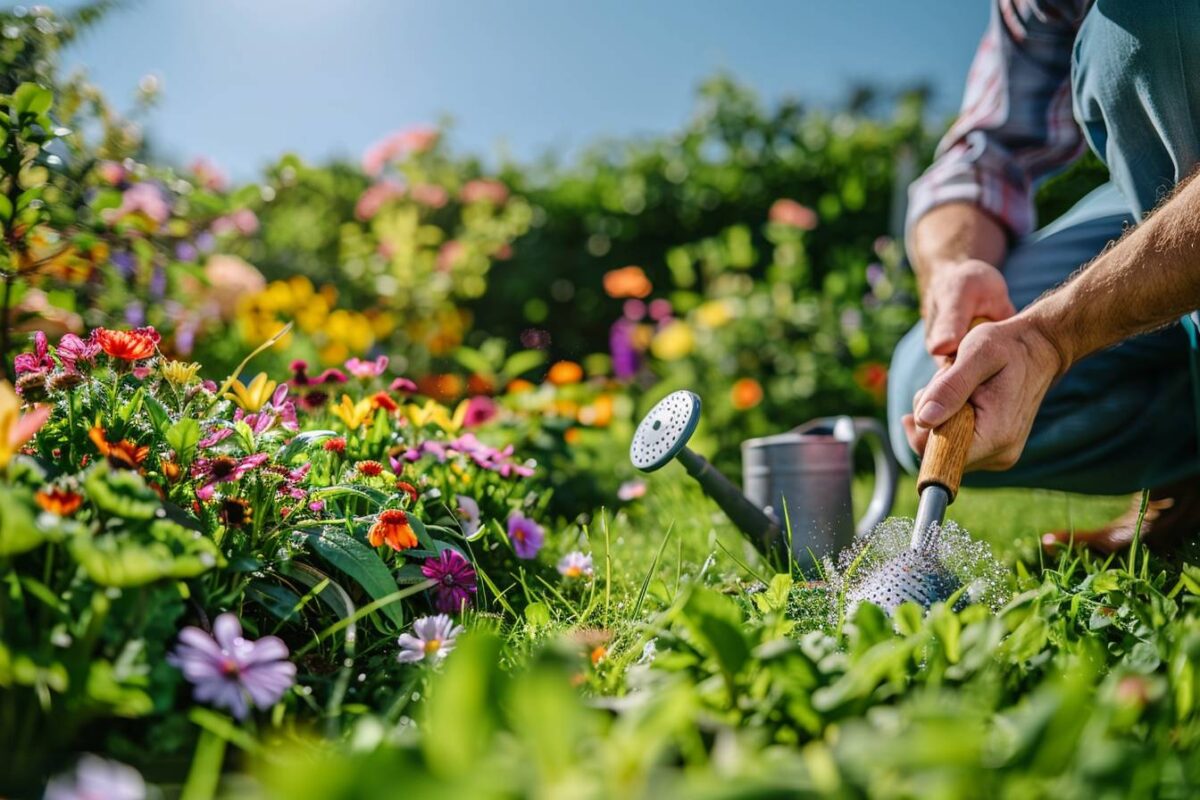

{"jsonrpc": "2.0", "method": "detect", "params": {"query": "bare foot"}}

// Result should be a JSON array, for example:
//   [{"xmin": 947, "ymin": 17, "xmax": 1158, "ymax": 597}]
[{"xmin": 1041, "ymin": 479, "xmax": 1200, "ymax": 554}]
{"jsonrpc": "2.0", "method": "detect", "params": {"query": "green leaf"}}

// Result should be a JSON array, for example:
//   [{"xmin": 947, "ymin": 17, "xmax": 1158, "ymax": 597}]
[
  {"xmin": 276, "ymin": 429, "xmax": 337, "ymax": 464},
  {"xmin": 679, "ymin": 587, "xmax": 751, "ymax": 679},
  {"xmin": 500, "ymin": 349, "xmax": 547, "ymax": 380},
  {"xmin": 166, "ymin": 418, "xmax": 201, "ymax": 467},
  {"xmin": 0, "ymin": 486, "xmax": 45, "ymax": 556},
  {"xmin": 13, "ymin": 83, "xmax": 53, "ymax": 116},
  {"xmin": 454, "ymin": 346, "xmax": 495, "ymax": 378},
  {"xmin": 525, "ymin": 602, "xmax": 551, "ymax": 628},
  {"xmin": 70, "ymin": 522, "xmax": 223, "ymax": 587},
  {"xmin": 0, "ymin": 194, "xmax": 11, "ymax": 223},
  {"xmin": 305, "ymin": 528, "xmax": 405, "ymax": 627},
  {"xmin": 84, "ymin": 466, "xmax": 160, "ymax": 520},
  {"xmin": 753, "ymin": 573, "xmax": 793, "ymax": 613}
]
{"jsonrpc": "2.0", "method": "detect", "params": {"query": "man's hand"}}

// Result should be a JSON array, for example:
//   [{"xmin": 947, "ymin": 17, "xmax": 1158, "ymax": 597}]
[
  {"xmin": 922, "ymin": 259, "xmax": 1016, "ymax": 364},
  {"xmin": 903, "ymin": 317, "xmax": 1063, "ymax": 470}
]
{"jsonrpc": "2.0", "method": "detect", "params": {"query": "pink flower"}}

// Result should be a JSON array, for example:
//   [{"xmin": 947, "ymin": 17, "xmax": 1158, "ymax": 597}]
[
  {"xmin": 190, "ymin": 157, "xmax": 229, "ymax": 191},
  {"xmin": 436, "ymin": 240, "xmax": 466, "ymax": 272},
  {"xmin": 344, "ymin": 355, "xmax": 389, "ymax": 379},
  {"xmin": 211, "ymin": 208, "xmax": 259, "ymax": 236},
  {"xmin": 617, "ymin": 479, "xmax": 647, "ymax": 502},
  {"xmin": 96, "ymin": 160, "xmax": 127, "ymax": 186},
  {"xmin": 361, "ymin": 126, "xmax": 440, "ymax": 176},
  {"xmin": 14, "ymin": 331, "xmax": 53, "ymax": 376},
  {"xmin": 421, "ymin": 549, "xmax": 477, "ymax": 613},
  {"xmin": 390, "ymin": 377, "xmax": 418, "ymax": 394},
  {"xmin": 106, "ymin": 183, "xmax": 171, "ymax": 226},
  {"xmin": 768, "ymin": 199, "xmax": 817, "ymax": 230},
  {"xmin": 56, "ymin": 333, "xmax": 100, "ymax": 373},
  {"xmin": 462, "ymin": 395, "xmax": 498, "ymax": 428},
  {"xmin": 355, "ymin": 181, "xmax": 405, "ymax": 221},
  {"xmin": 191, "ymin": 453, "xmax": 269, "ymax": 501},
  {"xmin": 460, "ymin": 178, "xmax": 508, "ymax": 205},
  {"xmin": 410, "ymin": 183, "xmax": 448, "ymax": 208}
]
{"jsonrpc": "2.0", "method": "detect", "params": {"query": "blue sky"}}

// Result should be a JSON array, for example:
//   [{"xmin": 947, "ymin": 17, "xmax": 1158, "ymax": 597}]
[{"xmin": 62, "ymin": 0, "xmax": 990, "ymax": 178}]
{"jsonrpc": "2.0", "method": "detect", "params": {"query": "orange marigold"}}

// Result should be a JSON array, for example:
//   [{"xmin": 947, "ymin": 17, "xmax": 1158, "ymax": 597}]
[
  {"xmin": 602, "ymin": 266, "xmax": 652, "ymax": 299},
  {"xmin": 368, "ymin": 509, "xmax": 418, "ymax": 551},
  {"xmin": 92, "ymin": 326, "xmax": 161, "ymax": 361},
  {"xmin": 35, "ymin": 486, "xmax": 83, "ymax": 516}
]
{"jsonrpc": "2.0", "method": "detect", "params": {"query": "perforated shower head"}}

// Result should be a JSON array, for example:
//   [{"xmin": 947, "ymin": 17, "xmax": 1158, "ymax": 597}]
[
  {"xmin": 845, "ymin": 548, "xmax": 961, "ymax": 615},
  {"xmin": 630, "ymin": 390, "xmax": 702, "ymax": 472}
]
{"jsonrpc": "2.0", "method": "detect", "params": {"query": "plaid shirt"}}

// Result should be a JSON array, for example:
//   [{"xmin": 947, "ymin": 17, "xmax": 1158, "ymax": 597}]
[{"xmin": 907, "ymin": 0, "xmax": 1093, "ymax": 238}]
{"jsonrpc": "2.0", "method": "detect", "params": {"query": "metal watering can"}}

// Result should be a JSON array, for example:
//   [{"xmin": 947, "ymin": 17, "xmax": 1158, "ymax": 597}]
[{"xmin": 630, "ymin": 390, "xmax": 899, "ymax": 567}]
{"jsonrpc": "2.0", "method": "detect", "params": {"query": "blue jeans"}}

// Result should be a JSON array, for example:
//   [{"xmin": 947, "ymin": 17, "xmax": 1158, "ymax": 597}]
[{"xmin": 889, "ymin": 1, "xmax": 1200, "ymax": 494}]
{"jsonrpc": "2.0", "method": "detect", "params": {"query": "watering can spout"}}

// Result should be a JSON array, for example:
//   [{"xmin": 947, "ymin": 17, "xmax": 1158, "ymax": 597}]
[
  {"xmin": 628, "ymin": 390, "xmax": 780, "ymax": 557},
  {"xmin": 675, "ymin": 447, "xmax": 782, "ymax": 552}
]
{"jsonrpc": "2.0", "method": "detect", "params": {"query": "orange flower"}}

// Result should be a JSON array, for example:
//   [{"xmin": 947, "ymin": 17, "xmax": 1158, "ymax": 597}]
[
  {"xmin": 730, "ymin": 378, "xmax": 763, "ymax": 410},
  {"xmin": 466, "ymin": 373, "xmax": 495, "ymax": 395},
  {"xmin": 590, "ymin": 645, "xmax": 607, "ymax": 666},
  {"xmin": 506, "ymin": 379, "xmax": 535, "ymax": 394},
  {"xmin": 368, "ymin": 509, "xmax": 418, "ymax": 551},
  {"xmin": 547, "ymin": 360, "xmax": 584, "ymax": 386},
  {"xmin": 370, "ymin": 391, "xmax": 399, "ymax": 412},
  {"xmin": 89, "ymin": 426, "xmax": 149, "ymax": 469},
  {"xmin": 92, "ymin": 326, "xmax": 161, "ymax": 361},
  {"xmin": 161, "ymin": 457, "xmax": 182, "ymax": 482},
  {"xmin": 417, "ymin": 373, "xmax": 464, "ymax": 404},
  {"xmin": 35, "ymin": 486, "xmax": 83, "ymax": 516},
  {"xmin": 602, "ymin": 266, "xmax": 652, "ymax": 299},
  {"xmin": 564, "ymin": 427, "xmax": 582, "ymax": 445},
  {"xmin": 357, "ymin": 460, "xmax": 385, "ymax": 477},
  {"xmin": 396, "ymin": 481, "xmax": 419, "ymax": 503}
]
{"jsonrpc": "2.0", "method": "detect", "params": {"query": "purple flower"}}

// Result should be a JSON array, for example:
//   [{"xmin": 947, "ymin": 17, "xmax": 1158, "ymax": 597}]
[
  {"xmin": 422, "ymin": 549, "xmax": 478, "ymax": 613},
  {"xmin": 345, "ymin": 355, "xmax": 389, "ymax": 379},
  {"xmin": 397, "ymin": 614, "xmax": 463, "ymax": 663},
  {"xmin": 507, "ymin": 513, "xmax": 544, "ymax": 559},
  {"xmin": 167, "ymin": 613, "xmax": 296, "ymax": 720},
  {"xmin": 44, "ymin": 755, "xmax": 146, "ymax": 800},
  {"xmin": 609, "ymin": 318, "xmax": 642, "ymax": 380},
  {"xmin": 57, "ymin": 333, "xmax": 100, "ymax": 373}
]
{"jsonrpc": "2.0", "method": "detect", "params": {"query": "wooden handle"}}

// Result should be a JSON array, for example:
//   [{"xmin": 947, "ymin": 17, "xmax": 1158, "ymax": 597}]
[{"xmin": 916, "ymin": 403, "xmax": 974, "ymax": 501}]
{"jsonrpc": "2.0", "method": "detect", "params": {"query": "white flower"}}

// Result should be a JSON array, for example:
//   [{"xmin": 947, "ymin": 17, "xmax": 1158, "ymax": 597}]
[
  {"xmin": 397, "ymin": 614, "xmax": 464, "ymax": 663},
  {"xmin": 44, "ymin": 755, "xmax": 146, "ymax": 800},
  {"xmin": 455, "ymin": 494, "xmax": 481, "ymax": 536},
  {"xmin": 556, "ymin": 551, "xmax": 595, "ymax": 579}
]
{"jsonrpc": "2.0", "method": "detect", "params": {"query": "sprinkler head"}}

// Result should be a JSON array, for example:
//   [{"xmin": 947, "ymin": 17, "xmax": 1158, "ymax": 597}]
[{"xmin": 630, "ymin": 390, "xmax": 702, "ymax": 472}]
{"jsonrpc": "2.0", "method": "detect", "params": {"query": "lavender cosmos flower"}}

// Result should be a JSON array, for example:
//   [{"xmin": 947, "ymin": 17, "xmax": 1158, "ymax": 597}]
[
  {"xmin": 44, "ymin": 754, "xmax": 146, "ymax": 800},
  {"xmin": 422, "ymin": 549, "xmax": 478, "ymax": 613},
  {"xmin": 507, "ymin": 513, "xmax": 545, "ymax": 559},
  {"xmin": 557, "ymin": 551, "xmax": 594, "ymax": 579},
  {"xmin": 167, "ymin": 613, "xmax": 296, "ymax": 719},
  {"xmin": 397, "ymin": 614, "xmax": 463, "ymax": 663}
]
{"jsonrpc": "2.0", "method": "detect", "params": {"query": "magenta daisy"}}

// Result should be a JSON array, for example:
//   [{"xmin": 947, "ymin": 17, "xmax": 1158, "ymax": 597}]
[{"xmin": 422, "ymin": 549, "xmax": 478, "ymax": 613}]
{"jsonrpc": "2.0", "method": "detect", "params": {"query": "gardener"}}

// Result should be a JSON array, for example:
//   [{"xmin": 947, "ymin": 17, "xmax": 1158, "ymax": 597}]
[{"xmin": 889, "ymin": 0, "xmax": 1200, "ymax": 551}]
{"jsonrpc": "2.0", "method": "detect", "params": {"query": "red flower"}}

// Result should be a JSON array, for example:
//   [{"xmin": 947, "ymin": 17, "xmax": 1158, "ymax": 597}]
[
  {"xmin": 91, "ymin": 326, "xmax": 161, "ymax": 361},
  {"xmin": 368, "ymin": 509, "xmax": 418, "ymax": 551},
  {"xmin": 357, "ymin": 460, "xmax": 384, "ymax": 477},
  {"xmin": 396, "ymin": 480, "xmax": 418, "ymax": 503},
  {"xmin": 323, "ymin": 437, "xmax": 347, "ymax": 454},
  {"xmin": 370, "ymin": 391, "xmax": 399, "ymax": 412}
]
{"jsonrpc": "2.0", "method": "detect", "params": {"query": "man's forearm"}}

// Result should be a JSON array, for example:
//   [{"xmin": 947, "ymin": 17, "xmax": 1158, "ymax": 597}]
[
  {"xmin": 909, "ymin": 202, "xmax": 1009, "ymax": 286},
  {"xmin": 1026, "ymin": 170, "xmax": 1200, "ymax": 373}
]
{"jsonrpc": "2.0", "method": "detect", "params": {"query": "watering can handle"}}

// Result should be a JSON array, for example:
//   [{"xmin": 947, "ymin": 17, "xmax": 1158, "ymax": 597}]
[
  {"xmin": 790, "ymin": 416, "xmax": 899, "ymax": 537},
  {"xmin": 847, "ymin": 417, "xmax": 900, "ymax": 537}
]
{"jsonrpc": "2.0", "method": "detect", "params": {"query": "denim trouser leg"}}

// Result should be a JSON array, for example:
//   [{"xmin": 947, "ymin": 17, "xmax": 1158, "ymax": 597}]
[{"xmin": 887, "ymin": 184, "xmax": 1200, "ymax": 495}]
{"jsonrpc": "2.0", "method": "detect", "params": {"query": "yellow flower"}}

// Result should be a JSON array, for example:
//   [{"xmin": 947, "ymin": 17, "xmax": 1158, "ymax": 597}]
[
  {"xmin": 0, "ymin": 382, "xmax": 50, "ymax": 470},
  {"xmin": 224, "ymin": 372, "xmax": 278, "ymax": 412},
  {"xmin": 406, "ymin": 399, "xmax": 467, "ymax": 433},
  {"xmin": 162, "ymin": 360, "xmax": 202, "ymax": 387},
  {"xmin": 695, "ymin": 299, "xmax": 736, "ymax": 329},
  {"xmin": 331, "ymin": 394, "xmax": 376, "ymax": 430},
  {"xmin": 650, "ymin": 321, "xmax": 695, "ymax": 361}
]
